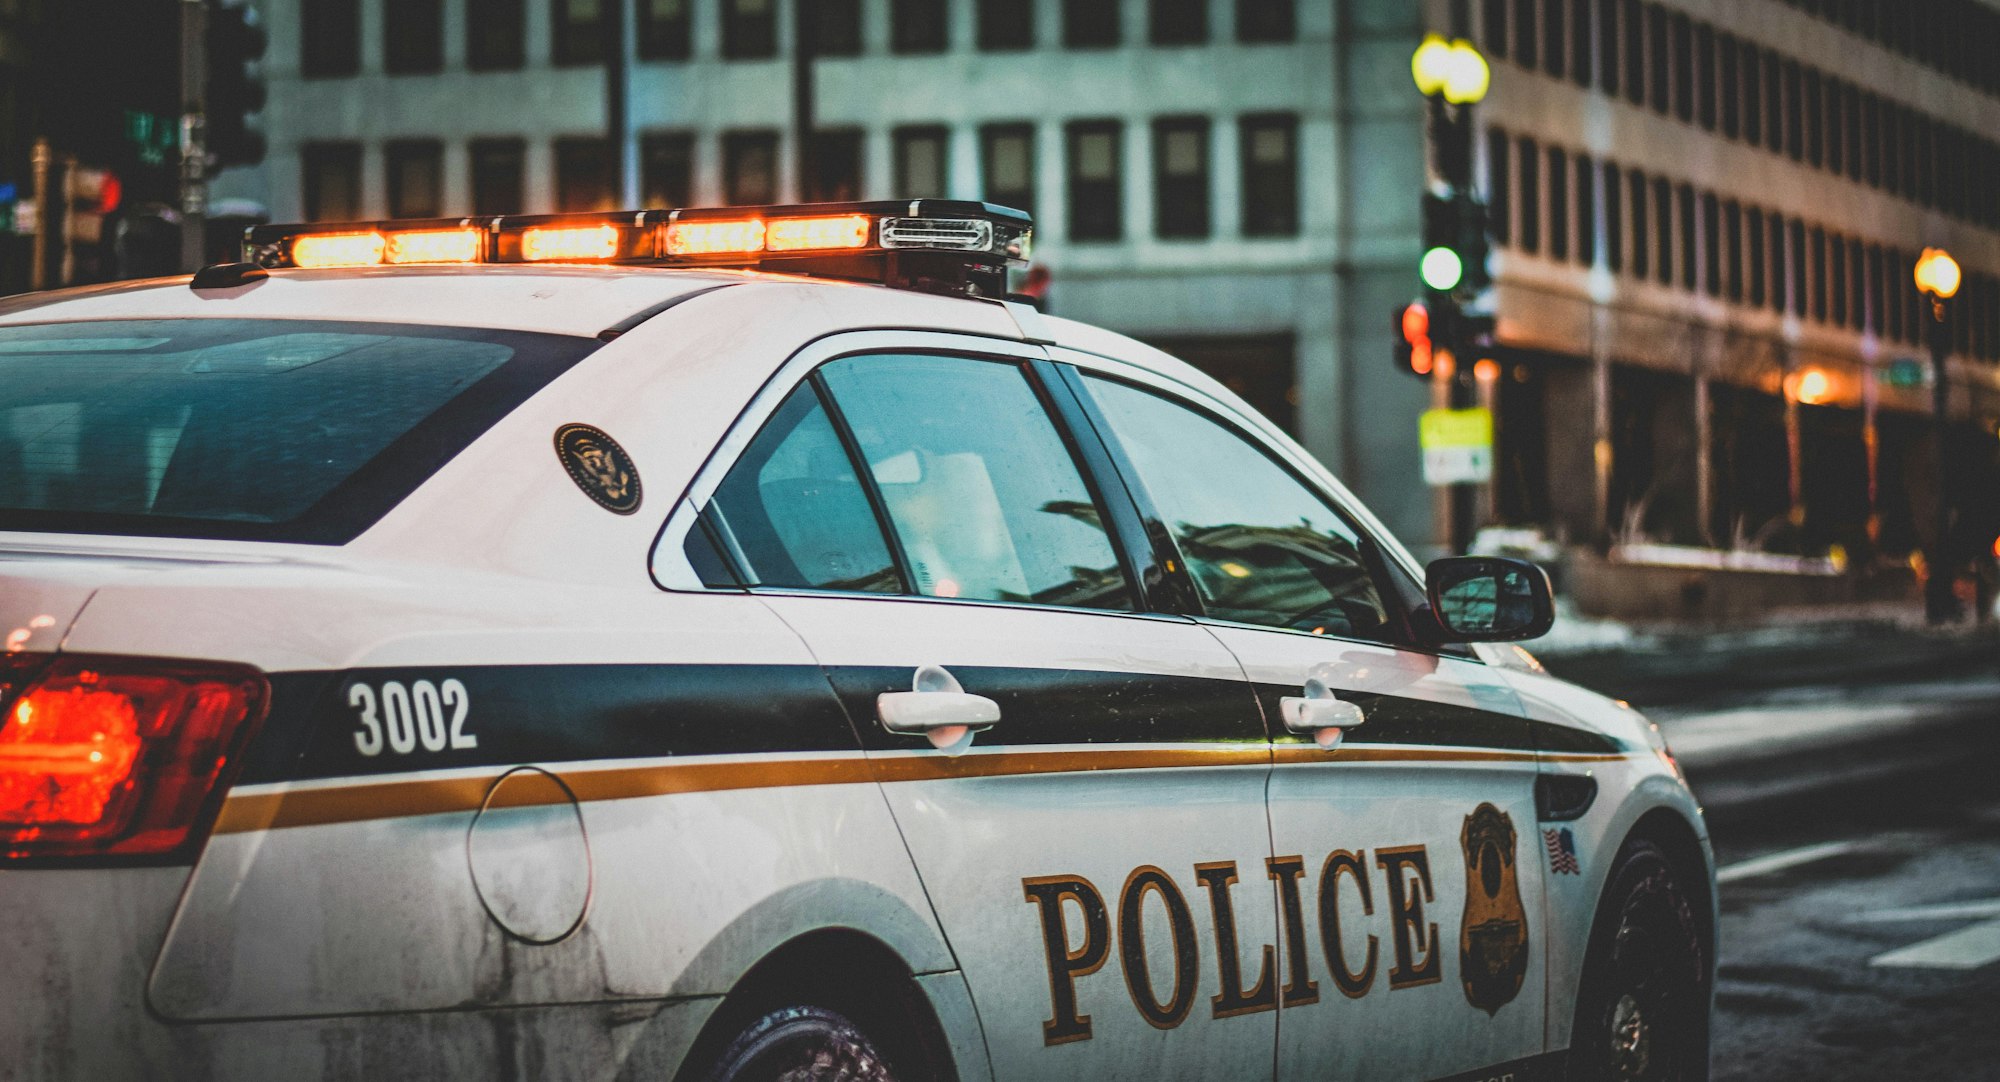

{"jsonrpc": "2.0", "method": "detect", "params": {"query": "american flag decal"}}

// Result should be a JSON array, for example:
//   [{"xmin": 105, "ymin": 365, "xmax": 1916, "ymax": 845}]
[{"xmin": 1544, "ymin": 828, "xmax": 1581, "ymax": 875}]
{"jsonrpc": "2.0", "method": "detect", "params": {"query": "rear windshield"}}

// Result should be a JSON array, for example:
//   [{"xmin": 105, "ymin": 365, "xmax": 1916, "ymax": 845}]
[{"xmin": 0, "ymin": 318, "xmax": 598, "ymax": 543}]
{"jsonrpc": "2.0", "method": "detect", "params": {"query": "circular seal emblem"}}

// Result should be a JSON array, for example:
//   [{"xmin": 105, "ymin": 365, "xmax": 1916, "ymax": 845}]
[{"xmin": 554, "ymin": 424, "xmax": 642, "ymax": 515}]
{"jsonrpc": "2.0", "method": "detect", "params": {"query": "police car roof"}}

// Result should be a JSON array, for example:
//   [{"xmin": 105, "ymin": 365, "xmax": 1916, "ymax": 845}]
[{"xmin": 0, "ymin": 264, "xmax": 754, "ymax": 339}]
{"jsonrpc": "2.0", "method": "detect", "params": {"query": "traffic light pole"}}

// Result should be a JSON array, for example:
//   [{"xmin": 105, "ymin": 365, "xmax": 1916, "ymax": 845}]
[
  {"xmin": 1926, "ymin": 299, "xmax": 1959, "ymax": 623},
  {"xmin": 179, "ymin": 0, "xmax": 208, "ymax": 271}
]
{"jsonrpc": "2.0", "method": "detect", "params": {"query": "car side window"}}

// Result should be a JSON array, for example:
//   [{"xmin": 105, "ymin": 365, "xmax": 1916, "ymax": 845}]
[
  {"xmin": 1082, "ymin": 375, "xmax": 1392, "ymax": 638},
  {"xmin": 818, "ymin": 353, "xmax": 1133, "ymax": 611},
  {"xmin": 700, "ymin": 381, "xmax": 902, "ymax": 593}
]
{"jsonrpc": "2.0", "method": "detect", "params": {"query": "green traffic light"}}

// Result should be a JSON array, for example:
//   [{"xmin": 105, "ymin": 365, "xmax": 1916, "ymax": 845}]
[{"xmin": 1421, "ymin": 246, "xmax": 1464, "ymax": 292}]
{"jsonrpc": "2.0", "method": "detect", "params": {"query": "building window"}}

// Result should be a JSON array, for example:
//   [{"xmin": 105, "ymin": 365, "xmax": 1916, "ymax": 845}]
[
  {"xmin": 1569, "ymin": 0, "xmax": 1589, "ymax": 86},
  {"xmin": 981, "ymin": 123, "xmax": 1037, "ymax": 216},
  {"xmin": 1808, "ymin": 225, "xmax": 1826, "ymax": 321},
  {"xmin": 1862, "ymin": 93, "xmax": 1883, "ymax": 189},
  {"xmin": 1516, "ymin": 135, "xmax": 1540, "ymax": 255},
  {"xmin": 1652, "ymin": 176, "xmax": 1671, "ymax": 285},
  {"xmin": 1645, "ymin": 4, "xmax": 1667, "ymax": 114},
  {"xmin": 302, "ymin": 142, "xmax": 361, "ymax": 220},
  {"xmin": 1829, "ymin": 234, "xmax": 1847, "ymax": 326},
  {"xmin": 1602, "ymin": 157, "xmax": 1622, "ymax": 272},
  {"xmin": 1575, "ymin": 153, "xmax": 1595, "ymax": 266},
  {"xmin": 1542, "ymin": 0, "xmax": 1565, "ymax": 80},
  {"xmin": 814, "ymin": 0, "xmax": 863, "ymax": 56},
  {"xmin": 1237, "ymin": 0, "xmax": 1293, "ymax": 43},
  {"xmin": 1487, "ymin": 128, "xmax": 1511, "ymax": 247},
  {"xmin": 1068, "ymin": 121, "xmax": 1124, "ymax": 241},
  {"xmin": 1825, "ymin": 76, "xmax": 1845, "ymax": 176},
  {"xmin": 641, "ymin": 132, "xmax": 694, "ymax": 207},
  {"xmin": 385, "ymin": 0, "xmax": 444, "ymax": 74},
  {"xmin": 1678, "ymin": 184, "xmax": 1696, "ymax": 292},
  {"xmin": 1803, "ymin": 68, "xmax": 1823, "ymax": 166},
  {"xmin": 467, "ymin": 0, "xmax": 526, "ymax": 70},
  {"xmin": 893, "ymin": 126, "xmax": 950, "ymax": 196},
  {"xmin": 809, "ymin": 129, "xmax": 864, "ymax": 201},
  {"xmin": 1596, "ymin": 0, "xmax": 1620, "ymax": 95},
  {"xmin": 891, "ymin": 0, "xmax": 948, "ymax": 52},
  {"xmin": 639, "ymin": 0, "xmax": 693, "ymax": 60},
  {"xmin": 385, "ymin": 140, "xmax": 443, "ymax": 218},
  {"xmin": 1746, "ymin": 205, "xmax": 1765, "ymax": 307},
  {"xmin": 1693, "ymin": 23, "xmax": 1713, "ymax": 130},
  {"xmin": 1763, "ymin": 49, "xmax": 1783, "ymax": 154},
  {"xmin": 1515, "ymin": 0, "xmax": 1538, "ymax": 71},
  {"xmin": 1702, "ymin": 191, "xmax": 1721, "ymax": 298},
  {"xmin": 1547, "ymin": 145, "xmax": 1569, "ymax": 261},
  {"xmin": 1620, "ymin": 0, "xmax": 1642, "ymax": 105},
  {"xmin": 1787, "ymin": 218, "xmax": 1806, "ymax": 317},
  {"xmin": 723, "ymin": 0, "xmax": 778, "ymax": 59},
  {"xmin": 553, "ymin": 0, "xmax": 605, "ymax": 66},
  {"xmin": 1782, "ymin": 60, "xmax": 1803, "ymax": 160},
  {"xmin": 1627, "ymin": 169, "xmax": 1648, "ymax": 278},
  {"xmin": 1670, "ymin": 12, "xmax": 1692, "ymax": 122},
  {"xmin": 1740, "ymin": 45, "xmax": 1761, "ymax": 144},
  {"xmin": 470, "ymin": 138, "xmax": 525, "ymax": 216},
  {"xmin": 556, "ymin": 137, "xmax": 614, "ymax": 213},
  {"xmin": 1154, "ymin": 118, "xmax": 1211, "ymax": 238},
  {"xmin": 1482, "ymin": 0, "xmax": 1508, "ymax": 59},
  {"xmin": 978, "ymin": 0, "xmax": 1035, "ymax": 50},
  {"xmin": 723, "ymin": 131, "xmax": 780, "ymax": 205},
  {"xmin": 301, "ymin": 0, "xmax": 360, "ymax": 78},
  {"xmin": 1718, "ymin": 33, "xmax": 1739, "ymax": 138},
  {"xmin": 1065, "ymin": 0, "xmax": 1120, "ymax": 47},
  {"xmin": 1240, "ymin": 113, "xmax": 1297, "ymax": 236},
  {"xmin": 1150, "ymin": 0, "xmax": 1207, "ymax": 46}
]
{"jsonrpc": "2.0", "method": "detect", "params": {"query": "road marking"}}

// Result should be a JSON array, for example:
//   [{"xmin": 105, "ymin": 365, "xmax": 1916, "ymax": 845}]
[
  {"xmin": 1716, "ymin": 840, "xmax": 1862, "ymax": 884},
  {"xmin": 1871, "ymin": 918, "xmax": 2000, "ymax": 970},
  {"xmin": 1850, "ymin": 899, "xmax": 2000, "ymax": 924}
]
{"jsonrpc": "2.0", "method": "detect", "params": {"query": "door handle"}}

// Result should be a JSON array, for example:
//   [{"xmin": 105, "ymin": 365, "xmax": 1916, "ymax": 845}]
[
  {"xmin": 878, "ymin": 664, "xmax": 1000, "ymax": 755},
  {"xmin": 1279, "ymin": 679, "xmax": 1365, "ymax": 750}
]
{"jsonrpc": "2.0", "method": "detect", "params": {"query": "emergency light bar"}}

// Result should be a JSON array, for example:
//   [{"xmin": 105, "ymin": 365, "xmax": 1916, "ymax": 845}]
[{"xmin": 242, "ymin": 200, "xmax": 1034, "ymax": 299}]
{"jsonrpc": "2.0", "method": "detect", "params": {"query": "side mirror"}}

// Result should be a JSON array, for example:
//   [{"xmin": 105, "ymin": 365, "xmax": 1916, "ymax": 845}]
[{"xmin": 1424, "ymin": 556, "xmax": 1555, "ymax": 642}]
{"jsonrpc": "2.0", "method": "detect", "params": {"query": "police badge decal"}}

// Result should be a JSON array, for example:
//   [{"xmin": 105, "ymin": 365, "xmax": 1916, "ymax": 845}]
[
  {"xmin": 1459, "ymin": 802, "xmax": 1529, "ymax": 1015},
  {"xmin": 554, "ymin": 424, "xmax": 642, "ymax": 515}
]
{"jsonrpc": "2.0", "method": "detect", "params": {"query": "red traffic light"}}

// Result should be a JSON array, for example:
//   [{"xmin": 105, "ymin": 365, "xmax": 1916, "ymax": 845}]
[{"xmin": 1401, "ymin": 301, "xmax": 1429, "ymax": 342}]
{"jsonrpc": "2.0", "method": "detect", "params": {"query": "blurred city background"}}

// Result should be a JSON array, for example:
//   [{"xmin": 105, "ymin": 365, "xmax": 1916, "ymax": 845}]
[
  {"xmin": 3, "ymin": 2, "xmax": 1999, "ymax": 1074},
  {"xmin": 4, "ymin": 0, "xmax": 1998, "ymax": 637}
]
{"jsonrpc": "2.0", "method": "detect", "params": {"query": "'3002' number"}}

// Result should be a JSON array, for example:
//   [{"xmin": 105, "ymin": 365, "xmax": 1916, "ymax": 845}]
[{"xmin": 349, "ymin": 679, "xmax": 476, "ymax": 757}]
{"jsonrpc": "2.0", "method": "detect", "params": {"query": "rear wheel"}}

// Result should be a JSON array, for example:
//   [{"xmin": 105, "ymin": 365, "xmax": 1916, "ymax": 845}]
[
  {"xmin": 1568, "ymin": 838, "xmax": 1709, "ymax": 1082},
  {"xmin": 698, "ymin": 1005, "xmax": 901, "ymax": 1082}
]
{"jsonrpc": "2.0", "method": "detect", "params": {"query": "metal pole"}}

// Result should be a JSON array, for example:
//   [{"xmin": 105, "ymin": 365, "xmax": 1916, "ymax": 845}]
[
  {"xmin": 28, "ymin": 137, "xmax": 49, "ymax": 291},
  {"xmin": 57, "ymin": 154, "xmax": 76, "ymax": 287},
  {"xmin": 180, "ymin": 0, "xmax": 209, "ymax": 271},
  {"xmin": 791, "ymin": 0, "xmax": 816, "ymax": 201},
  {"xmin": 607, "ymin": 0, "xmax": 638, "ymax": 207},
  {"xmin": 1926, "ymin": 298, "xmax": 1958, "ymax": 623}
]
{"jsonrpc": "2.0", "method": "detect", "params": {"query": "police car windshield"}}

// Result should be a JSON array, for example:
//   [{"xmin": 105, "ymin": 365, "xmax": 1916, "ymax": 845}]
[{"xmin": 0, "ymin": 318, "xmax": 598, "ymax": 543}]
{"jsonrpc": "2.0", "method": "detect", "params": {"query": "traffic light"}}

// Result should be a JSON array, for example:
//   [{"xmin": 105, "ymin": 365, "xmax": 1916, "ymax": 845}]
[
  {"xmin": 1395, "ymin": 300, "xmax": 1434, "ymax": 379},
  {"xmin": 1420, "ymin": 191, "xmax": 1492, "ymax": 296},
  {"xmin": 207, "ymin": 1, "xmax": 267, "ymax": 173}
]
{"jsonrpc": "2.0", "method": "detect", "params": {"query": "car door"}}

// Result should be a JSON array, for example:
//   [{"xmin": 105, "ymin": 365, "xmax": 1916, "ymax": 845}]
[
  {"xmin": 658, "ymin": 334, "xmax": 1281, "ymax": 1082},
  {"xmin": 1063, "ymin": 359, "xmax": 1552, "ymax": 1081}
]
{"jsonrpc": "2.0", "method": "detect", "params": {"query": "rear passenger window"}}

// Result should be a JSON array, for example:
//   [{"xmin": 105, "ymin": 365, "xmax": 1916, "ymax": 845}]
[
  {"xmin": 701, "ymin": 382, "xmax": 901, "ymax": 593},
  {"xmin": 819, "ymin": 353, "xmax": 1132, "ymax": 610},
  {"xmin": 1083, "ymin": 375, "xmax": 1390, "ymax": 637}
]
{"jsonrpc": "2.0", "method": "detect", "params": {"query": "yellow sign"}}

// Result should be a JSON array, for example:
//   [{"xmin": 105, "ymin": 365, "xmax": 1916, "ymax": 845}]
[{"xmin": 1419, "ymin": 407, "xmax": 1493, "ymax": 485}]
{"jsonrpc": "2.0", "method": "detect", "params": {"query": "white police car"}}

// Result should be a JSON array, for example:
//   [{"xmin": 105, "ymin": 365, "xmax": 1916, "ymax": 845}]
[{"xmin": 0, "ymin": 201, "xmax": 1712, "ymax": 1082}]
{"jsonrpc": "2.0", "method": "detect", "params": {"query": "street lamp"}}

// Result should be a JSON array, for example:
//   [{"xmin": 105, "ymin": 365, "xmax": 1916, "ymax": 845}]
[
  {"xmin": 1914, "ymin": 246, "xmax": 1962, "ymax": 623},
  {"xmin": 1411, "ymin": 35, "xmax": 1490, "ymax": 105}
]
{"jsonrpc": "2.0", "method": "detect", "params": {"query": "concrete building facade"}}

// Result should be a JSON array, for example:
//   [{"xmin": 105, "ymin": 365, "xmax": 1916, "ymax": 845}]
[{"xmin": 230, "ymin": 0, "xmax": 2000, "ymax": 604}]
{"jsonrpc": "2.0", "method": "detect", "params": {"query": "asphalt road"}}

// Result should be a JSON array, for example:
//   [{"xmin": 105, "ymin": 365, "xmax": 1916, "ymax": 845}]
[{"xmin": 1644, "ymin": 657, "xmax": 2000, "ymax": 1081}]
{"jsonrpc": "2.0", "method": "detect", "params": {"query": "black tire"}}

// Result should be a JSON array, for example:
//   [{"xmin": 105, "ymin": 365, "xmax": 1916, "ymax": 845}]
[
  {"xmin": 1567, "ymin": 838, "xmax": 1710, "ymax": 1082},
  {"xmin": 698, "ymin": 1005, "xmax": 901, "ymax": 1082}
]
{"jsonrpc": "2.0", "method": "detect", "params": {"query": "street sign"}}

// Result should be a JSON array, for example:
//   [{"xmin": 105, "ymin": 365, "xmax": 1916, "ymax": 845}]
[
  {"xmin": 13, "ymin": 198, "xmax": 35, "ymax": 236},
  {"xmin": 1885, "ymin": 357, "xmax": 1928, "ymax": 389},
  {"xmin": 1419, "ymin": 406, "xmax": 1493, "ymax": 485}
]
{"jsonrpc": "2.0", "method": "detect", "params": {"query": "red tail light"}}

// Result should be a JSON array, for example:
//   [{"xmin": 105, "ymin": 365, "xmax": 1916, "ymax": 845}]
[{"xmin": 0, "ymin": 654, "xmax": 267, "ymax": 861}]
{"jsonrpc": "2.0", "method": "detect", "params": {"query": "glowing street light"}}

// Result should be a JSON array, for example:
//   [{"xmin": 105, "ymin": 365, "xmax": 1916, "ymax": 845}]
[
  {"xmin": 1411, "ymin": 35, "xmax": 1491, "ymax": 105},
  {"xmin": 1915, "ymin": 247, "xmax": 1961, "ymax": 300}
]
